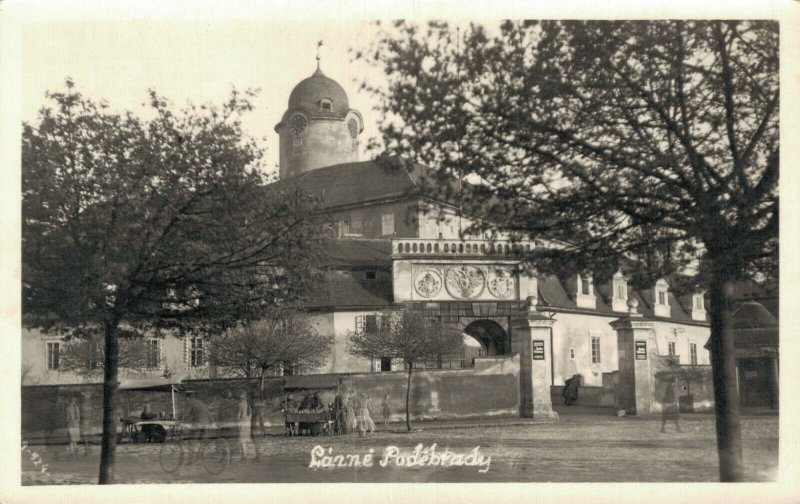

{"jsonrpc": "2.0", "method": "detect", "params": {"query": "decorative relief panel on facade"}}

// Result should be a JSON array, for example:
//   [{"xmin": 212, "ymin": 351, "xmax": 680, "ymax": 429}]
[
  {"xmin": 445, "ymin": 265, "xmax": 486, "ymax": 299},
  {"xmin": 487, "ymin": 269, "xmax": 515, "ymax": 299},
  {"xmin": 414, "ymin": 269, "xmax": 443, "ymax": 298}
]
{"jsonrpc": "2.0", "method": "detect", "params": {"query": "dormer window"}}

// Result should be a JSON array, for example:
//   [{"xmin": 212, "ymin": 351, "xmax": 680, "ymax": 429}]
[
  {"xmin": 576, "ymin": 273, "xmax": 596, "ymax": 309},
  {"xmin": 654, "ymin": 278, "xmax": 671, "ymax": 318},
  {"xmin": 691, "ymin": 290, "xmax": 707, "ymax": 321},
  {"xmin": 612, "ymin": 270, "xmax": 628, "ymax": 312},
  {"xmin": 320, "ymin": 99, "xmax": 332, "ymax": 111}
]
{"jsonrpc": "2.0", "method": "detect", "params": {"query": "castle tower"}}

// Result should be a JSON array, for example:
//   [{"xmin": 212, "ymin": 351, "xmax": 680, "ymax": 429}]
[{"xmin": 275, "ymin": 63, "xmax": 363, "ymax": 179}]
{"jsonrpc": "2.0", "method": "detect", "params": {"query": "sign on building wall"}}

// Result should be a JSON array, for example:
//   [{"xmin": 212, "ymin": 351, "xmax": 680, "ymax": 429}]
[
  {"xmin": 532, "ymin": 340, "xmax": 545, "ymax": 360},
  {"xmin": 635, "ymin": 341, "xmax": 647, "ymax": 360}
]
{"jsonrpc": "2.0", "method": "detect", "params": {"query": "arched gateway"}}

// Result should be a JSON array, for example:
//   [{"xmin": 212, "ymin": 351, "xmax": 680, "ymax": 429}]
[{"xmin": 463, "ymin": 319, "xmax": 510, "ymax": 356}]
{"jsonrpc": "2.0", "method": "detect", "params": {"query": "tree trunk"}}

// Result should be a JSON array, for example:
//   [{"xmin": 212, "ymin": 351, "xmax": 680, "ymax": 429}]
[
  {"xmin": 98, "ymin": 317, "xmax": 121, "ymax": 484},
  {"xmin": 708, "ymin": 267, "xmax": 743, "ymax": 481},
  {"xmin": 405, "ymin": 363, "xmax": 413, "ymax": 432}
]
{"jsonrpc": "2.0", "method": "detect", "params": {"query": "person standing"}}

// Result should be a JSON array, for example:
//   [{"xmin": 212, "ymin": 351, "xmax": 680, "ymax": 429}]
[
  {"xmin": 236, "ymin": 392, "xmax": 253, "ymax": 460},
  {"xmin": 361, "ymin": 394, "xmax": 376, "ymax": 434},
  {"xmin": 562, "ymin": 374, "xmax": 581, "ymax": 406},
  {"xmin": 181, "ymin": 390, "xmax": 211, "ymax": 463},
  {"xmin": 65, "ymin": 397, "xmax": 80, "ymax": 456},
  {"xmin": 79, "ymin": 393, "xmax": 91, "ymax": 455},
  {"xmin": 343, "ymin": 390, "xmax": 357, "ymax": 435},
  {"xmin": 252, "ymin": 396, "xmax": 266, "ymax": 438},
  {"xmin": 660, "ymin": 377, "xmax": 683, "ymax": 433},
  {"xmin": 381, "ymin": 395, "xmax": 391, "ymax": 427}
]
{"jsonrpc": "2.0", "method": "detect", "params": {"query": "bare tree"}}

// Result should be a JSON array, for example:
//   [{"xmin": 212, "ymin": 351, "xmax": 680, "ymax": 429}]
[
  {"xmin": 207, "ymin": 310, "xmax": 334, "ymax": 395},
  {"xmin": 59, "ymin": 332, "xmax": 152, "ymax": 377},
  {"xmin": 347, "ymin": 308, "xmax": 463, "ymax": 431}
]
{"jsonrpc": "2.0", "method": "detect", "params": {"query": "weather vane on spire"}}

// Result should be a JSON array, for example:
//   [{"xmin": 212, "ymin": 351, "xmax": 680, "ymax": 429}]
[{"xmin": 316, "ymin": 40, "xmax": 324, "ymax": 68}]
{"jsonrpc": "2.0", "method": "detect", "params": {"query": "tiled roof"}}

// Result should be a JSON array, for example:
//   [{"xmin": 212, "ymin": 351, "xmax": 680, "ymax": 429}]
[
  {"xmin": 734, "ymin": 328, "xmax": 778, "ymax": 350},
  {"xmin": 536, "ymin": 274, "xmax": 700, "ymax": 322},
  {"xmin": 269, "ymin": 157, "xmax": 459, "ymax": 210},
  {"xmin": 304, "ymin": 269, "xmax": 393, "ymax": 309},
  {"xmin": 325, "ymin": 239, "xmax": 393, "ymax": 268},
  {"xmin": 732, "ymin": 301, "xmax": 777, "ymax": 329}
]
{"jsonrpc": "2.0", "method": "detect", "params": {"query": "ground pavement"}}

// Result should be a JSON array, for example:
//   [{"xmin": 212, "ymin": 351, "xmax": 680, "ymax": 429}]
[{"xmin": 22, "ymin": 412, "xmax": 778, "ymax": 484}]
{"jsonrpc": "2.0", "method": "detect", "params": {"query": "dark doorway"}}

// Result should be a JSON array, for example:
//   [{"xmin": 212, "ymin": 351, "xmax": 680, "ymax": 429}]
[{"xmin": 737, "ymin": 357, "xmax": 775, "ymax": 407}]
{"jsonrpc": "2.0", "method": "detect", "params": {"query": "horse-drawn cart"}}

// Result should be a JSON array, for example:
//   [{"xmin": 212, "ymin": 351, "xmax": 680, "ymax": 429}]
[
  {"xmin": 117, "ymin": 378, "xmax": 183, "ymax": 444},
  {"xmin": 281, "ymin": 375, "xmax": 344, "ymax": 436}
]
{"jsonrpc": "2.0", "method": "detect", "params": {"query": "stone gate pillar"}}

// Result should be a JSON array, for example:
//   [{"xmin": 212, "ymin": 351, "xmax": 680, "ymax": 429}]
[
  {"xmin": 610, "ymin": 299, "xmax": 656, "ymax": 415},
  {"xmin": 511, "ymin": 296, "xmax": 558, "ymax": 420}
]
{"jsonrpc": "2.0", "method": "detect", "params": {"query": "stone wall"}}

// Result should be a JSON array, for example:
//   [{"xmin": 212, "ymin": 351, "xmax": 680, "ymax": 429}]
[{"xmin": 21, "ymin": 355, "xmax": 520, "ymax": 442}]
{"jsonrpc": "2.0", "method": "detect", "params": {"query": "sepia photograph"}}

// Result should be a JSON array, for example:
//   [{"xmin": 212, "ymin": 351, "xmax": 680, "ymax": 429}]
[{"xmin": 2, "ymin": 0, "xmax": 798, "ymax": 502}]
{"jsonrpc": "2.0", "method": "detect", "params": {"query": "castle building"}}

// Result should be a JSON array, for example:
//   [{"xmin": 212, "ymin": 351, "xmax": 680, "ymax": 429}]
[{"xmin": 21, "ymin": 64, "xmax": 778, "ymax": 417}]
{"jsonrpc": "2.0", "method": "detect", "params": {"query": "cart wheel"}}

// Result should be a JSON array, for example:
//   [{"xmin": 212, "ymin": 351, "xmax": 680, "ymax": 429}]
[
  {"xmin": 202, "ymin": 438, "xmax": 230, "ymax": 475},
  {"xmin": 152, "ymin": 425, "xmax": 167, "ymax": 444},
  {"xmin": 159, "ymin": 439, "xmax": 183, "ymax": 473}
]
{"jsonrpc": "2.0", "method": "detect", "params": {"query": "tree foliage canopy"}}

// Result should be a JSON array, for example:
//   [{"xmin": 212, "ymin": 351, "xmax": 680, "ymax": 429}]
[
  {"xmin": 22, "ymin": 79, "xmax": 329, "ymax": 338},
  {"xmin": 358, "ymin": 20, "xmax": 778, "ymax": 288}
]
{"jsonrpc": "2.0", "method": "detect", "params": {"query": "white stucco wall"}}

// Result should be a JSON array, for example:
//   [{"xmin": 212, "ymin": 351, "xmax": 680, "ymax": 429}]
[
  {"xmin": 551, "ymin": 312, "xmax": 711, "ymax": 387},
  {"xmin": 22, "ymin": 326, "xmax": 209, "ymax": 386}
]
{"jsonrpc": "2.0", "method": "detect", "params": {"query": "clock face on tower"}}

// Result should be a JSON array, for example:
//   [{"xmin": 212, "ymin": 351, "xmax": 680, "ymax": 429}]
[
  {"xmin": 348, "ymin": 118, "xmax": 358, "ymax": 139},
  {"xmin": 290, "ymin": 114, "xmax": 307, "ymax": 136}
]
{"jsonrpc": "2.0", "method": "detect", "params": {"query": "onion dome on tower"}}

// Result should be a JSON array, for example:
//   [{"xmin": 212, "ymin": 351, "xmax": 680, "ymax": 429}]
[{"xmin": 275, "ymin": 58, "xmax": 363, "ymax": 179}]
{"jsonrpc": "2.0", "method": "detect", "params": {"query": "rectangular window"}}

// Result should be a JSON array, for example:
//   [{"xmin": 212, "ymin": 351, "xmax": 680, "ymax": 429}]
[
  {"xmin": 356, "ymin": 314, "xmax": 380, "ymax": 333},
  {"xmin": 87, "ymin": 341, "xmax": 99, "ymax": 370},
  {"xmin": 380, "ymin": 357, "xmax": 392, "ymax": 372},
  {"xmin": 145, "ymin": 339, "xmax": 161, "ymax": 368},
  {"xmin": 591, "ymin": 336, "xmax": 601, "ymax": 364},
  {"xmin": 581, "ymin": 277, "xmax": 590, "ymax": 295},
  {"xmin": 350, "ymin": 217, "xmax": 363, "ymax": 236},
  {"xmin": 190, "ymin": 337, "xmax": 204, "ymax": 367},
  {"xmin": 617, "ymin": 284, "xmax": 624, "ymax": 299},
  {"xmin": 365, "ymin": 314, "xmax": 378, "ymax": 333},
  {"xmin": 46, "ymin": 341, "xmax": 60, "ymax": 370},
  {"xmin": 668, "ymin": 341, "xmax": 676, "ymax": 357},
  {"xmin": 337, "ymin": 219, "xmax": 350, "ymax": 237},
  {"xmin": 658, "ymin": 291, "xmax": 666, "ymax": 305},
  {"xmin": 690, "ymin": 343, "xmax": 698, "ymax": 365},
  {"xmin": 569, "ymin": 348, "xmax": 575, "ymax": 360},
  {"xmin": 381, "ymin": 213, "xmax": 395, "ymax": 236}
]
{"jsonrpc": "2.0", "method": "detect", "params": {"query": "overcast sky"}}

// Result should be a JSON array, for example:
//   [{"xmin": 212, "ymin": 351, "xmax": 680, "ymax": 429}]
[{"xmin": 22, "ymin": 20, "xmax": 385, "ymax": 175}]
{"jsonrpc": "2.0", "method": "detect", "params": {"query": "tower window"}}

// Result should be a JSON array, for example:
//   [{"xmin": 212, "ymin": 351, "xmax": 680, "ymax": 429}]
[
  {"xmin": 381, "ymin": 213, "xmax": 395, "ymax": 236},
  {"xmin": 320, "ymin": 99, "xmax": 332, "ymax": 111}
]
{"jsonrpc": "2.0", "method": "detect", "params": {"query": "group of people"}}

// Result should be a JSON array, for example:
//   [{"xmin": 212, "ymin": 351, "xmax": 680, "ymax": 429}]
[
  {"xmin": 281, "ymin": 389, "xmax": 392, "ymax": 436},
  {"xmin": 332, "ymin": 389, "xmax": 391, "ymax": 436}
]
